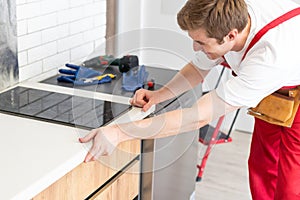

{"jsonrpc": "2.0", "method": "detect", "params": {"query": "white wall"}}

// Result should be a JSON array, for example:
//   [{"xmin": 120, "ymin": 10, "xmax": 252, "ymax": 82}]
[
  {"xmin": 117, "ymin": 0, "xmax": 193, "ymax": 70},
  {"xmin": 16, "ymin": 0, "xmax": 107, "ymax": 82}
]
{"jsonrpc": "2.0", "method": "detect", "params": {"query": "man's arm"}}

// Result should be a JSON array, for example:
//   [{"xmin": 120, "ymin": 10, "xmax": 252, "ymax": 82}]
[
  {"xmin": 80, "ymin": 90, "xmax": 240, "ymax": 162},
  {"xmin": 130, "ymin": 62, "xmax": 210, "ymax": 111},
  {"xmin": 122, "ymin": 90, "xmax": 238, "ymax": 139},
  {"xmin": 156, "ymin": 62, "xmax": 210, "ymax": 102}
]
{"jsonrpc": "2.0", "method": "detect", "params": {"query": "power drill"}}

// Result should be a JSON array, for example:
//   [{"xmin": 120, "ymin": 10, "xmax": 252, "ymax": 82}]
[{"xmin": 82, "ymin": 55, "xmax": 139, "ymax": 73}]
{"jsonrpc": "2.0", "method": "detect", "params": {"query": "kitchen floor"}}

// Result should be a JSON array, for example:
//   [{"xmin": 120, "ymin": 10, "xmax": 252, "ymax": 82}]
[{"xmin": 194, "ymin": 130, "xmax": 252, "ymax": 200}]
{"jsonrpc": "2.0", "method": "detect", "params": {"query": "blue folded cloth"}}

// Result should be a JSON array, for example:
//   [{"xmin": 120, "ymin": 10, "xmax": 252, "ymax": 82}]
[{"xmin": 122, "ymin": 65, "xmax": 148, "ymax": 91}]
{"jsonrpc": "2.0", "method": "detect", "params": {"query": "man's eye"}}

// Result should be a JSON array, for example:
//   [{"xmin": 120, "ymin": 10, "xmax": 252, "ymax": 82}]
[{"xmin": 196, "ymin": 41, "xmax": 204, "ymax": 45}]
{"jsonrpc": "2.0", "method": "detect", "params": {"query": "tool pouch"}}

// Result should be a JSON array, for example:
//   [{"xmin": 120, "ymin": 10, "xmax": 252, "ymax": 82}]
[{"xmin": 247, "ymin": 87, "xmax": 300, "ymax": 127}]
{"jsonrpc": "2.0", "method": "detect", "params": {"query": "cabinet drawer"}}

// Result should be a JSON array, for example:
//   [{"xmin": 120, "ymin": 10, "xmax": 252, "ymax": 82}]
[
  {"xmin": 91, "ymin": 160, "xmax": 140, "ymax": 200},
  {"xmin": 32, "ymin": 139, "xmax": 140, "ymax": 200}
]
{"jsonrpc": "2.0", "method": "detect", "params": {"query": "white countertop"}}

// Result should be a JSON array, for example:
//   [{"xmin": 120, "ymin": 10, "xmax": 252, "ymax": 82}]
[
  {"xmin": 0, "ymin": 83, "xmax": 154, "ymax": 200},
  {"xmin": 0, "ymin": 113, "xmax": 87, "ymax": 200}
]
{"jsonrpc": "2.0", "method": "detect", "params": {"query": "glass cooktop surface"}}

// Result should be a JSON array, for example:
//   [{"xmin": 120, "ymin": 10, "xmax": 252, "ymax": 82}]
[{"xmin": 0, "ymin": 87, "xmax": 131, "ymax": 129}]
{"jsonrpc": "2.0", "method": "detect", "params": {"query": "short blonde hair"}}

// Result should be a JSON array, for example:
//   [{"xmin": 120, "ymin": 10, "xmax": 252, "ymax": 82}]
[{"xmin": 177, "ymin": 0, "xmax": 248, "ymax": 43}]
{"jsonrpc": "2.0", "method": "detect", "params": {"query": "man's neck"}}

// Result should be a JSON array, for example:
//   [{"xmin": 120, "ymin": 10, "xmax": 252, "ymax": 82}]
[{"xmin": 233, "ymin": 15, "xmax": 251, "ymax": 52}]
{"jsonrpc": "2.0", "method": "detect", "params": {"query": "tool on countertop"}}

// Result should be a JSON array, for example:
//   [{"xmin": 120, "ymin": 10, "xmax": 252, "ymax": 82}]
[
  {"xmin": 57, "ymin": 63, "xmax": 115, "ymax": 86},
  {"xmin": 122, "ymin": 65, "xmax": 148, "ymax": 92},
  {"xmin": 80, "ymin": 74, "xmax": 116, "ymax": 83},
  {"xmin": 82, "ymin": 55, "xmax": 139, "ymax": 73}
]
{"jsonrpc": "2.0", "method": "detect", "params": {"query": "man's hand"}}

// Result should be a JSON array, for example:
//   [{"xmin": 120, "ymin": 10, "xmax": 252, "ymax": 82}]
[
  {"xmin": 79, "ymin": 126, "xmax": 120, "ymax": 162},
  {"xmin": 130, "ymin": 89, "xmax": 159, "ymax": 112}
]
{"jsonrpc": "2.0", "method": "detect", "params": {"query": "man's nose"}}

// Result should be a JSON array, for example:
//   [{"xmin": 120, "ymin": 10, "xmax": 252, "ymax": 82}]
[{"xmin": 193, "ymin": 41, "xmax": 202, "ymax": 51}]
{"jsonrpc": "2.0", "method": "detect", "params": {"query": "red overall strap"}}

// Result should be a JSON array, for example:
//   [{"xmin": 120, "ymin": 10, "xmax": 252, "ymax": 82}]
[
  {"xmin": 242, "ymin": 7, "xmax": 300, "ymax": 61},
  {"xmin": 222, "ymin": 7, "xmax": 300, "ymax": 77}
]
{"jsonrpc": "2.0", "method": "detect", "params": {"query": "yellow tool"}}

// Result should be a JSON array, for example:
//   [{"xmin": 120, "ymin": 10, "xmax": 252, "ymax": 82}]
[{"xmin": 81, "ymin": 74, "xmax": 116, "ymax": 83}]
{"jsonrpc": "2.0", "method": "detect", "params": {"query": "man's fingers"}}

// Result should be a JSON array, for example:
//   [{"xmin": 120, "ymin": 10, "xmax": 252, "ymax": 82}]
[
  {"xmin": 94, "ymin": 148, "xmax": 108, "ymax": 159},
  {"xmin": 130, "ymin": 89, "xmax": 149, "ymax": 107},
  {"xmin": 79, "ymin": 129, "xmax": 97, "ymax": 143},
  {"xmin": 129, "ymin": 98, "xmax": 134, "ymax": 104},
  {"xmin": 81, "ymin": 127, "xmax": 119, "ymax": 162},
  {"xmin": 84, "ymin": 145, "xmax": 110, "ymax": 162},
  {"xmin": 84, "ymin": 152, "xmax": 94, "ymax": 162},
  {"xmin": 130, "ymin": 98, "xmax": 146, "ymax": 107},
  {"xmin": 84, "ymin": 141, "xmax": 101, "ymax": 162},
  {"xmin": 142, "ymin": 102, "xmax": 152, "ymax": 112}
]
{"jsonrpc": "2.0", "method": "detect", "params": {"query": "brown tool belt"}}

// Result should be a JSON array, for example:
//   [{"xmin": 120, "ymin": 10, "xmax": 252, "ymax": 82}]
[{"xmin": 248, "ymin": 86, "xmax": 300, "ymax": 127}]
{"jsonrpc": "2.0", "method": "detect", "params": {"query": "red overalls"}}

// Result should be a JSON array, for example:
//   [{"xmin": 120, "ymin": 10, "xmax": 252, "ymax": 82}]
[
  {"xmin": 227, "ymin": 8, "xmax": 300, "ymax": 200},
  {"xmin": 249, "ymin": 113, "xmax": 300, "ymax": 199}
]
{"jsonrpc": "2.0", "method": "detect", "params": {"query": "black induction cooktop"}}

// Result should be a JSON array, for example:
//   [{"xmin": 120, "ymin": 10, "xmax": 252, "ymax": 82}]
[{"xmin": 0, "ymin": 86, "xmax": 131, "ymax": 129}]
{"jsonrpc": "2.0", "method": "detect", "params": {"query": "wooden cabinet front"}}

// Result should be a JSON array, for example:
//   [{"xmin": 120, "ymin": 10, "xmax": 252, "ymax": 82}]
[{"xmin": 32, "ymin": 139, "xmax": 140, "ymax": 200}]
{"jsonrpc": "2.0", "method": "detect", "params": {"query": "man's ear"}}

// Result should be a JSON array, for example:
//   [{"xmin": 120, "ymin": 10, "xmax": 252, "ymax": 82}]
[{"xmin": 226, "ymin": 29, "xmax": 238, "ymax": 41}]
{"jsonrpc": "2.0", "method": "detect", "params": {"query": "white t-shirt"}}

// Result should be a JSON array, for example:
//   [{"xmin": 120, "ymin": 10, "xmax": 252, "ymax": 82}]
[{"xmin": 192, "ymin": 0, "xmax": 300, "ymax": 107}]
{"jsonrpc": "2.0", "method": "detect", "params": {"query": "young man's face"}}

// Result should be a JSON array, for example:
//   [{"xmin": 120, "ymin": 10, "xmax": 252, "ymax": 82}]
[{"xmin": 188, "ymin": 28, "xmax": 232, "ymax": 60}]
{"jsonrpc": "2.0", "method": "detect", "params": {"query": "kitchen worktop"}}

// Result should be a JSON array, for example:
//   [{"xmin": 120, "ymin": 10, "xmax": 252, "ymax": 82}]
[
  {"xmin": 0, "ymin": 112, "xmax": 86, "ymax": 199},
  {"xmin": 0, "ymin": 81, "xmax": 154, "ymax": 199}
]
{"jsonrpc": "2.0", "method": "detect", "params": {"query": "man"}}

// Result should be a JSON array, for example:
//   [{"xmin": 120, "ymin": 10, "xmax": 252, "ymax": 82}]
[{"xmin": 80, "ymin": 0, "xmax": 300, "ymax": 199}]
